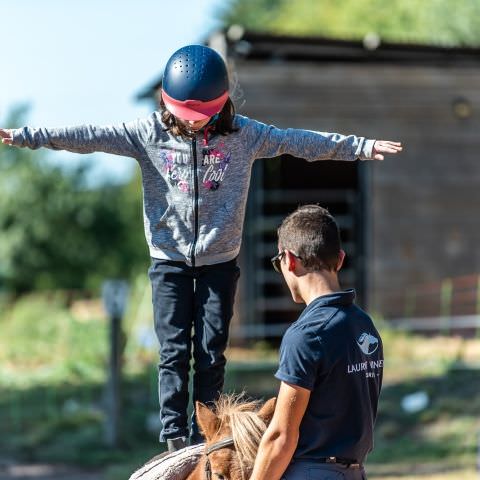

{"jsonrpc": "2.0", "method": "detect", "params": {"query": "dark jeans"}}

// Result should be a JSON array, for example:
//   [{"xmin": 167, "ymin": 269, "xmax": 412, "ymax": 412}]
[
  {"xmin": 282, "ymin": 460, "xmax": 367, "ymax": 480},
  {"xmin": 148, "ymin": 257, "xmax": 240, "ymax": 443}
]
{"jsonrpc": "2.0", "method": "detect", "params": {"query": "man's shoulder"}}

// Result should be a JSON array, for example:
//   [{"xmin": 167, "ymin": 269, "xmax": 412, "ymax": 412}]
[
  {"xmin": 282, "ymin": 313, "xmax": 326, "ymax": 347},
  {"xmin": 292, "ymin": 303, "xmax": 339, "ymax": 332},
  {"xmin": 289, "ymin": 302, "xmax": 377, "ymax": 346}
]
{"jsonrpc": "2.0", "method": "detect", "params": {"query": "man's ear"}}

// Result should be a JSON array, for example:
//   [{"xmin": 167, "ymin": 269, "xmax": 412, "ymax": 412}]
[
  {"xmin": 285, "ymin": 251, "xmax": 297, "ymax": 272},
  {"xmin": 257, "ymin": 397, "xmax": 277, "ymax": 425},
  {"xmin": 196, "ymin": 401, "xmax": 219, "ymax": 441}
]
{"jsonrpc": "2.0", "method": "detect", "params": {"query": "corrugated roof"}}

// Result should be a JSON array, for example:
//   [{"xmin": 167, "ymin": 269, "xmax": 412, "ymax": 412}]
[
  {"xmin": 136, "ymin": 29, "xmax": 480, "ymax": 101},
  {"xmin": 230, "ymin": 30, "xmax": 480, "ymax": 63}
]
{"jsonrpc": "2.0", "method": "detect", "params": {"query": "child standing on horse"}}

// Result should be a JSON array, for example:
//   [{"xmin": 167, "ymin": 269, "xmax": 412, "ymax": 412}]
[{"xmin": 0, "ymin": 44, "xmax": 401, "ymax": 452}]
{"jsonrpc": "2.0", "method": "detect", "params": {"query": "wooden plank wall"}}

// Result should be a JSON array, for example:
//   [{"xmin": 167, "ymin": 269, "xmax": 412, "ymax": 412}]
[{"xmin": 232, "ymin": 59, "xmax": 480, "ymax": 317}]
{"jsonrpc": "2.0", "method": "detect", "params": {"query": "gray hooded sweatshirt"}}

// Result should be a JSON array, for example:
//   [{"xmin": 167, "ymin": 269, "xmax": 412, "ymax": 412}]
[{"xmin": 11, "ymin": 112, "xmax": 375, "ymax": 266}]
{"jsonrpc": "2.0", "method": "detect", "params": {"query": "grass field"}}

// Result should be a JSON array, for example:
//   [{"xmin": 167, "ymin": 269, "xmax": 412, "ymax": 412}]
[{"xmin": 0, "ymin": 288, "xmax": 479, "ymax": 479}]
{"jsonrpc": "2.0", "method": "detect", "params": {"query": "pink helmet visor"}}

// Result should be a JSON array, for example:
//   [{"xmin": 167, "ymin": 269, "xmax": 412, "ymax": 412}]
[{"xmin": 161, "ymin": 89, "xmax": 229, "ymax": 121}]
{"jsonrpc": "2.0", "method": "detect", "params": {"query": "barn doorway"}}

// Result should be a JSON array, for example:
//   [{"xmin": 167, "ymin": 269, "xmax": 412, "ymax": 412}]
[{"xmin": 239, "ymin": 155, "xmax": 367, "ymax": 342}]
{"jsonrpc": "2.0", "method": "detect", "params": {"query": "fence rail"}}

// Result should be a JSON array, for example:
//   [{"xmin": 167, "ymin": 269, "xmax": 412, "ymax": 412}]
[{"xmin": 385, "ymin": 273, "xmax": 480, "ymax": 335}]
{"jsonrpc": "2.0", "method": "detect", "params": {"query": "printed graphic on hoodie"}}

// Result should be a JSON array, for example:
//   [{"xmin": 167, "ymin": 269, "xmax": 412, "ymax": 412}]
[
  {"xmin": 160, "ymin": 150, "xmax": 191, "ymax": 193},
  {"xmin": 160, "ymin": 142, "xmax": 232, "ymax": 193},
  {"xmin": 202, "ymin": 141, "xmax": 231, "ymax": 191}
]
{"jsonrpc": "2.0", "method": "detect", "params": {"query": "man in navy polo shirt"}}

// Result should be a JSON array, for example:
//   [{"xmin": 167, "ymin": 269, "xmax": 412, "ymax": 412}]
[{"xmin": 250, "ymin": 205, "xmax": 383, "ymax": 480}]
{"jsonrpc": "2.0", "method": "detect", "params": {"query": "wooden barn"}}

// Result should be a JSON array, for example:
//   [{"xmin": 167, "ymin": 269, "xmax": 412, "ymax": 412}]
[{"xmin": 137, "ymin": 30, "xmax": 480, "ymax": 339}]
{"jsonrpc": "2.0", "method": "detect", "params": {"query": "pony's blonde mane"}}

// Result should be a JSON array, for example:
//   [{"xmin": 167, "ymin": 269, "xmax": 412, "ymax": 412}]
[{"xmin": 214, "ymin": 394, "xmax": 268, "ymax": 480}]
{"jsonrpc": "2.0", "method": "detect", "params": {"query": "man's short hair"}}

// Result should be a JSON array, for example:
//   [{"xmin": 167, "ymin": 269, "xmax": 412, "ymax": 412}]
[{"xmin": 277, "ymin": 204, "xmax": 341, "ymax": 272}]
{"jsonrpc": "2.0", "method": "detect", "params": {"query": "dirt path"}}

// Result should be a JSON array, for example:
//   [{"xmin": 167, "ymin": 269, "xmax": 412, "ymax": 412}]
[{"xmin": 0, "ymin": 464, "xmax": 104, "ymax": 480}]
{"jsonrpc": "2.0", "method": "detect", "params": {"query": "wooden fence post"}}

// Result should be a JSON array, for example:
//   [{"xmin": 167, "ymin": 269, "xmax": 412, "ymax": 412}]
[
  {"xmin": 405, "ymin": 288, "xmax": 416, "ymax": 319},
  {"xmin": 440, "ymin": 278, "xmax": 452, "ymax": 334},
  {"xmin": 476, "ymin": 276, "xmax": 480, "ymax": 338},
  {"xmin": 102, "ymin": 280, "xmax": 129, "ymax": 448}
]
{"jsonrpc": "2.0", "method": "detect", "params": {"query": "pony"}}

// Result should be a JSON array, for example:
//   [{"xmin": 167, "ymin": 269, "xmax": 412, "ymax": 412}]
[{"xmin": 187, "ymin": 394, "xmax": 276, "ymax": 480}]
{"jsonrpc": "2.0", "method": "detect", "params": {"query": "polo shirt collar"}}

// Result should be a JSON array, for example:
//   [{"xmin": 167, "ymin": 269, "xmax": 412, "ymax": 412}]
[{"xmin": 307, "ymin": 289, "xmax": 356, "ymax": 309}]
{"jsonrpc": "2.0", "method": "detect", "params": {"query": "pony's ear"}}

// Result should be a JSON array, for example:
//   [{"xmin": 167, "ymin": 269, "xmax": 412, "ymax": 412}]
[
  {"xmin": 257, "ymin": 397, "xmax": 277, "ymax": 425},
  {"xmin": 196, "ymin": 401, "xmax": 219, "ymax": 441}
]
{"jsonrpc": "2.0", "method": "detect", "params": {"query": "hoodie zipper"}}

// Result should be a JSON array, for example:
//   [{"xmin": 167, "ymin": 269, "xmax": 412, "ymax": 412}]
[{"xmin": 190, "ymin": 136, "xmax": 199, "ymax": 267}]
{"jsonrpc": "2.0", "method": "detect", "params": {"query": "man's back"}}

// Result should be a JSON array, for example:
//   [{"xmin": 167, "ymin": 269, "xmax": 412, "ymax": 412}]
[
  {"xmin": 250, "ymin": 204, "xmax": 388, "ymax": 480},
  {"xmin": 275, "ymin": 289, "xmax": 383, "ymax": 464}
]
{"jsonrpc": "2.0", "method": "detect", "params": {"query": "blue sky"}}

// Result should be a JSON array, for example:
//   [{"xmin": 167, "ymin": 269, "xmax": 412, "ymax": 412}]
[{"xmin": 1, "ymin": 0, "xmax": 226, "ymax": 183}]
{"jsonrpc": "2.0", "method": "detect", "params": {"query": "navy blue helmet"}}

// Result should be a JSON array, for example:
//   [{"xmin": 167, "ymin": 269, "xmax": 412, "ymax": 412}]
[{"xmin": 161, "ymin": 45, "xmax": 229, "ymax": 121}]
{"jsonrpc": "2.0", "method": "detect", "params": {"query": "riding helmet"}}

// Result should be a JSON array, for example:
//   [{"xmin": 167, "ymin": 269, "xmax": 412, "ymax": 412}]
[{"xmin": 161, "ymin": 45, "xmax": 229, "ymax": 121}]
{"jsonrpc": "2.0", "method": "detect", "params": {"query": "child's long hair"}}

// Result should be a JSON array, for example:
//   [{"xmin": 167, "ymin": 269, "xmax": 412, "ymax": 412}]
[{"xmin": 160, "ymin": 95, "xmax": 238, "ymax": 138}]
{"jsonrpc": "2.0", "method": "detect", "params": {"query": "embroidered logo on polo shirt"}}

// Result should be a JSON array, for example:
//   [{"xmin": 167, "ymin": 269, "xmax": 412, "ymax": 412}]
[{"xmin": 356, "ymin": 333, "xmax": 379, "ymax": 355}]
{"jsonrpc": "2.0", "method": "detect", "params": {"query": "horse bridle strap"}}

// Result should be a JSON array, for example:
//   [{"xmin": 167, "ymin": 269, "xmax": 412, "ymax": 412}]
[
  {"xmin": 204, "ymin": 437, "xmax": 235, "ymax": 480},
  {"xmin": 206, "ymin": 437, "xmax": 235, "ymax": 455}
]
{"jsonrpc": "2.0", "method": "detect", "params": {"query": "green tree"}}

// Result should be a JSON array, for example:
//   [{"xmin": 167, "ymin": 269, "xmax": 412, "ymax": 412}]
[
  {"xmin": 0, "ymin": 106, "xmax": 147, "ymax": 293},
  {"xmin": 220, "ymin": 0, "xmax": 480, "ymax": 46}
]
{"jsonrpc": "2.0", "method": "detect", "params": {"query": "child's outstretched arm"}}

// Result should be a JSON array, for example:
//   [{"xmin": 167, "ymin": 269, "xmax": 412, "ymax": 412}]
[
  {"xmin": 0, "ymin": 117, "xmax": 153, "ymax": 160},
  {"xmin": 242, "ymin": 118, "xmax": 402, "ymax": 162}
]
